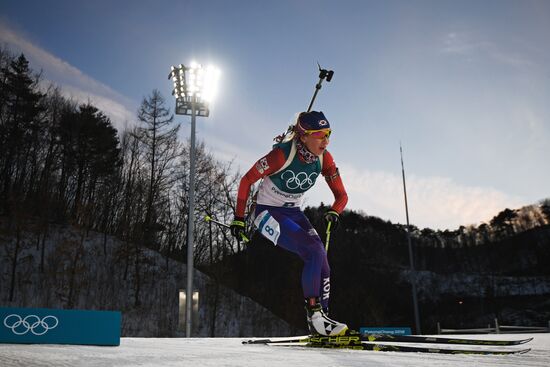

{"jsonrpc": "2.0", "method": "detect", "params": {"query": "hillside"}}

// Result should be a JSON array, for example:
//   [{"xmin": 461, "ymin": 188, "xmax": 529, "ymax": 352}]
[
  {"xmin": 2, "ymin": 202, "xmax": 549, "ymax": 336},
  {"xmin": 0, "ymin": 218, "xmax": 293, "ymax": 337},
  {"xmin": 205, "ymin": 203, "xmax": 550, "ymax": 333}
]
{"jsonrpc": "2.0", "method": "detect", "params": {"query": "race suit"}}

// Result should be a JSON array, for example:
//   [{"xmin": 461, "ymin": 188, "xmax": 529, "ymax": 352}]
[{"xmin": 235, "ymin": 139, "xmax": 348, "ymax": 309}]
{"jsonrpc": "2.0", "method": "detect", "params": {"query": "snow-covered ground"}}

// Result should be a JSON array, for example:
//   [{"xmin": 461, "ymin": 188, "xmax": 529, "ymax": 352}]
[{"xmin": 1, "ymin": 333, "xmax": 549, "ymax": 367}]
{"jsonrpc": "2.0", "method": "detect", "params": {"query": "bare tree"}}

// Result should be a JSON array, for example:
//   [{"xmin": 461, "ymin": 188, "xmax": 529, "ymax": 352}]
[
  {"xmin": 132, "ymin": 89, "xmax": 180, "ymax": 306},
  {"xmin": 136, "ymin": 89, "xmax": 180, "ymax": 248}
]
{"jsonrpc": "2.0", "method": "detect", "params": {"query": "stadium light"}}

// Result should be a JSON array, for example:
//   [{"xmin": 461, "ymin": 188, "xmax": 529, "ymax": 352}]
[
  {"xmin": 169, "ymin": 63, "xmax": 220, "ymax": 116},
  {"xmin": 168, "ymin": 62, "xmax": 220, "ymax": 338}
]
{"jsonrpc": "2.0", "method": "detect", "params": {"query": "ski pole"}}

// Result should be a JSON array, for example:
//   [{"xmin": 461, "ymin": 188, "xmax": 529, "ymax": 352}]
[
  {"xmin": 325, "ymin": 221, "xmax": 332, "ymax": 252},
  {"xmin": 307, "ymin": 63, "xmax": 334, "ymax": 112},
  {"xmin": 204, "ymin": 215, "xmax": 229, "ymax": 228},
  {"xmin": 204, "ymin": 215, "xmax": 249, "ymax": 243}
]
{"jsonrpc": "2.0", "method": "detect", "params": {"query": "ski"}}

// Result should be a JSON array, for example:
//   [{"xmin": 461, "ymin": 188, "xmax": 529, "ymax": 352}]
[
  {"xmin": 243, "ymin": 335, "xmax": 358, "ymax": 345},
  {"xmin": 279, "ymin": 342, "xmax": 531, "ymax": 355},
  {"xmin": 362, "ymin": 334, "xmax": 533, "ymax": 346},
  {"xmin": 243, "ymin": 333, "xmax": 533, "ymax": 347}
]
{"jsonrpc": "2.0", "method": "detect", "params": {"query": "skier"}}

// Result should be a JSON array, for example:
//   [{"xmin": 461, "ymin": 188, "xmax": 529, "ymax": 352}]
[{"xmin": 230, "ymin": 111, "xmax": 349, "ymax": 336}]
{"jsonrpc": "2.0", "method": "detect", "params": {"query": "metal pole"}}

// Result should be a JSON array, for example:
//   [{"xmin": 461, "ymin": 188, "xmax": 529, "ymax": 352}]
[
  {"xmin": 400, "ymin": 144, "xmax": 422, "ymax": 334},
  {"xmin": 307, "ymin": 78, "xmax": 323, "ymax": 112},
  {"xmin": 306, "ymin": 65, "xmax": 333, "ymax": 112},
  {"xmin": 185, "ymin": 96, "xmax": 197, "ymax": 337}
]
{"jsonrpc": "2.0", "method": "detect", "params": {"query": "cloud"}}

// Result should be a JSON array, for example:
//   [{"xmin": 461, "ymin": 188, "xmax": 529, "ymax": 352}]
[
  {"xmin": 0, "ymin": 21, "xmax": 136, "ymax": 131},
  {"xmin": 442, "ymin": 32, "xmax": 482, "ymax": 55},
  {"xmin": 441, "ymin": 31, "xmax": 532, "ymax": 68},
  {"xmin": 312, "ymin": 163, "xmax": 524, "ymax": 231},
  {"xmin": 202, "ymin": 136, "xmax": 527, "ymax": 231},
  {"xmin": 404, "ymin": 174, "xmax": 523, "ymax": 230}
]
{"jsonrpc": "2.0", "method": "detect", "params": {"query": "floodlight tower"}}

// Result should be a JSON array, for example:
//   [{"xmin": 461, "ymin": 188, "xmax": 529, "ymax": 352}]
[{"xmin": 168, "ymin": 62, "xmax": 220, "ymax": 337}]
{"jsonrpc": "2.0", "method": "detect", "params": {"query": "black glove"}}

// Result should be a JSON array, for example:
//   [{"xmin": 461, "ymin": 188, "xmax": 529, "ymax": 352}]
[
  {"xmin": 230, "ymin": 217, "xmax": 246, "ymax": 240},
  {"xmin": 324, "ymin": 210, "xmax": 340, "ymax": 232}
]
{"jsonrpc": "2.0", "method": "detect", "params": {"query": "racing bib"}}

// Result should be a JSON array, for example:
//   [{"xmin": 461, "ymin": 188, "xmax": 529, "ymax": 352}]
[{"xmin": 254, "ymin": 210, "xmax": 281, "ymax": 245}]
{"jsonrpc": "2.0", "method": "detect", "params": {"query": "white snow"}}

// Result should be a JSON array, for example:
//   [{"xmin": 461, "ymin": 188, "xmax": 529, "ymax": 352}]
[{"xmin": 1, "ymin": 333, "xmax": 549, "ymax": 367}]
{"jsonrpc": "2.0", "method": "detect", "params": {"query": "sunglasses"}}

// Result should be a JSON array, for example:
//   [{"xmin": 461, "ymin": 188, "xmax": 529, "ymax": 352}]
[{"xmin": 305, "ymin": 128, "xmax": 332, "ymax": 140}]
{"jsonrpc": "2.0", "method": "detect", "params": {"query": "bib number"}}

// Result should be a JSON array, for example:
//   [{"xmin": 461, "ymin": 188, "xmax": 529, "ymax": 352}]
[{"xmin": 254, "ymin": 210, "xmax": 281, "ymax": 245}]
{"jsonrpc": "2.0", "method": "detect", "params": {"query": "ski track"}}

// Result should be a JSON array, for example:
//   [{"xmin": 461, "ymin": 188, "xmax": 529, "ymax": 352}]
[{"xmin": 0, "ymin": 334, "xmax": 549, "ymax": 367}]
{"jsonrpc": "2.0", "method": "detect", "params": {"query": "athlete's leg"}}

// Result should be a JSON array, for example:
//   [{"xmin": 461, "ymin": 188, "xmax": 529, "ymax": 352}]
[
  {"xmin": 291, "ymin": 212, "xmax": 331, "ymax": 311},
  {"xmin": 254, "ymin": 206, "xmax": 329, "ymax": 307}
]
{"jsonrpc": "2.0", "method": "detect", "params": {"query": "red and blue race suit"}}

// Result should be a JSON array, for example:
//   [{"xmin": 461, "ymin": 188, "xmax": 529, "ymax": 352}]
[{"xmin": 235, "ymin": 139, "xmax": 348, "ymax": 310}]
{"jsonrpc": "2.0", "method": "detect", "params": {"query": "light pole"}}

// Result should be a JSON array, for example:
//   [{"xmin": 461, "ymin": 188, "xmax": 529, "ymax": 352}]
[
  {"xmin": 400, "ymin": 143, "xmax": 421, "ymax": 334},
  {"xmin": 169, "ymin": 62, "xmax": 220, "ymax": 337}
]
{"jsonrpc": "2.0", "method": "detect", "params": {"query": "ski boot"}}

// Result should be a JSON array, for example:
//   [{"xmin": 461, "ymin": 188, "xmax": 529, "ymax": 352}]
[{"xmin": 305, "ymin": 297, "xmax": 348, "ymax": 336}]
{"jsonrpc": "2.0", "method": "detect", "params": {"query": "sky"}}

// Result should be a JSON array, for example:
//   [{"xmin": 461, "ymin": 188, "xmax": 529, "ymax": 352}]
[{"xmin": 1, "ymin": 0, "xmax": 549, "ymax": 230}]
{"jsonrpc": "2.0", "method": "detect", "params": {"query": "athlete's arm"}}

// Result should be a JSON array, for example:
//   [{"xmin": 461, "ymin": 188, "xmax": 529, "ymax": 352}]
[
  {"xmin": 235, "ymin": 148, "xmax": 286, "ymax": 218},
  {"xmin": 321, "ymin": 150, "xmax": 348, "ymax": 213}
]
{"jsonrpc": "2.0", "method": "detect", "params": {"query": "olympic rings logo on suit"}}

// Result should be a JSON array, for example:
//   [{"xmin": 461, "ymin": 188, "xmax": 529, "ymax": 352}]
[
  {"xmin": 281, "ymin": 170, "xmax": 318, "ymax": 190},
  {"xmin": 3, "ymin": 314, "xmax": 59, "ymax": 336}
]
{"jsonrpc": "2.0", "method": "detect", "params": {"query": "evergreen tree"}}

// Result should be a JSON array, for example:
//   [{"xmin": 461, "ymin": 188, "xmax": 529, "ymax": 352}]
[
  {"xmin": 58, "ymin": 103, "xmax": 120, "ymax": 221},
  {"xmin": 0, "ymin": 53, "xmax": 45, "ymax": 213}
]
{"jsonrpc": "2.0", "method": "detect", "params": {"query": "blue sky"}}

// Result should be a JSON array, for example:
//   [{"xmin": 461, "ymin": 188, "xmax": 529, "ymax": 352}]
[{"xmin": 1, "ymin": 0, "xmax": 549, "ymax": 230}]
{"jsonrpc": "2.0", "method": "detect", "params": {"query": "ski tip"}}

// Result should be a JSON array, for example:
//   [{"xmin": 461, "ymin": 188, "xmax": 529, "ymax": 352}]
[
  {"xmin": 519, "ymin": 337, "xmax": 534, "ymax": 345},
  {"xmin": 518, "ymin": 348, "xmax": 531, "ymax": 354},
  {"xmin": 242, "ymin": 339, "xmax": 270, "ymax": 345}
]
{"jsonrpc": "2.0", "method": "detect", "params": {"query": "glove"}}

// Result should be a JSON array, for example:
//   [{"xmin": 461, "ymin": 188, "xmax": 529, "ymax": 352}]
[
  {"xmin": 324, "ymin": 210, "xmax": 340, "ymax": 232},
  {"xmin": 230, "ymin": 217, "xmax": 246, "ymax": 240}
]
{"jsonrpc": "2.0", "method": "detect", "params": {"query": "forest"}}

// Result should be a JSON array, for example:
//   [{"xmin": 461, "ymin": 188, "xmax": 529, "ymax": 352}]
[{"xmin": 0, "ymin": 47, "xmax": 250, "ymax": 306}]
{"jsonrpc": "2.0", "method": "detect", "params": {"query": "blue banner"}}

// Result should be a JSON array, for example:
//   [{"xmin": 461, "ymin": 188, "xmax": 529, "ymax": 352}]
[
  {"xmin": 360, "ymin": 327, "xmax": 412, "ymax": 336},
  {"xmin": 1, "ymin": 307, "xmax": 121, "ymax": 346}
]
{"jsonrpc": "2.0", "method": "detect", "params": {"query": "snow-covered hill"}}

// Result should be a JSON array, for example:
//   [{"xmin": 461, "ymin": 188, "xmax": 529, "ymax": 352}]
[
  {"xmin": 0, "ymin": 223, "xmax": 293, "ymax": 337},
  {"xmin": 1, "ymin": 333, "xmax": 549, "ymax": 367}
]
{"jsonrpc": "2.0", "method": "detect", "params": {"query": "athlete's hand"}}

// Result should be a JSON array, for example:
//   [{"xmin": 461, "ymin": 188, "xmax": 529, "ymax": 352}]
[
  {"xmin": 324, "ymin": 210, "xmax": 340, "ymax": 232},
  {"xmin": 230, "ymin": 217, "xmax": 246, "ymax": 240}
]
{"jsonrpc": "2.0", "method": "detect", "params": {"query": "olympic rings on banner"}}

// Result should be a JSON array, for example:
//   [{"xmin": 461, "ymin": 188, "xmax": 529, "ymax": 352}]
[{"xmin": 3, "ymin": 314, "xmax": 59, "ymax": 336}]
